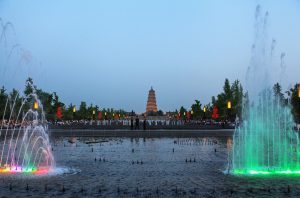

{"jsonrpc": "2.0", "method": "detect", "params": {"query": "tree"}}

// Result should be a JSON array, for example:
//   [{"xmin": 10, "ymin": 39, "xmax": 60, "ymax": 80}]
[
  {"xmin": 0, "ymin": 86, "xmax": 8, "ymax": 119},
  {"xmin": 179, "ymin": 106, "xmax": 187, "ymax": 120},
  {"xmin": 290, "ymin": 84, "xmax": 300, "ymax": 122},
  {"xmin": 24, "ymin": 77, "xmax": 35, "ymax": 96},
  {"xmin": 79, "ymin": 101, "xmax": 87, "ymax": 119},
  {"xmin": 273, "ymin": 83, "xmax": 285, "ymax": 105},
  {"xmin": 9, "ymin": 89, "xmax": 22, "ymax": 120},
  {"xmin": 191, "ymin": 100, "xmax": 202, "ymax": 120},
  {"xmin": 231, "ymin": 80, "xmax": 243, "ymax": 118},
  {"xmin": 224, "ymin": 78, "xmax": 232, "ymax": 99},
  {"xmin": 211, "ymin": 79, "xmax": 244, "ymax": 120},
  {"xmin": 157, "ymin": 110, "xmax": 164, "ymax": 116}
]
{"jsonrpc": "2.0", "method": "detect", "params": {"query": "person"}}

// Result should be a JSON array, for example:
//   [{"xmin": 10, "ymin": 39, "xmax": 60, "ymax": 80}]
[
  {"xmin": 130, "ymin": 117, "xmax": 134, "ymax": 130},
  {"xmin": 135, "ymin": 116, "xmax": 140, "ymax": 130},
  {"xmin": 143, "ymin": 116, "xmax": 147, "ymax": 130}
]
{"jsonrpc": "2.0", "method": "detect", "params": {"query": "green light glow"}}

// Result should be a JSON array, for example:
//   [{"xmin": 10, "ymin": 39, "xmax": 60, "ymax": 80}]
[
  {"xmin": 233, "ymin": 169, "xmax": 300, "ymax": 176},
  {"xmin": 231, "ymin": 90, "xmax": 300, "ymax": 176}
]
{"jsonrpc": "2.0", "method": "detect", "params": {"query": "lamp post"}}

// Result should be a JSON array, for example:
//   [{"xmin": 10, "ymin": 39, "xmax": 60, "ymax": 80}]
[
  {"xmin": 227, "ymin": 101, "xmax": 232, "ymax": 122},
  {"xmin": 92, "ymin": 110, "xmax": 96, "ymax": 125},
  {"xmin": 72, "ymin": 106, "xmax": 76, "ymax": 120},
  {"xmin": 33, "ymin": 101, "xmax": 39, "ymax": 110},
  {"xmin": 203, "ymin": 106, "xmax": 206, "ymax": 120}
]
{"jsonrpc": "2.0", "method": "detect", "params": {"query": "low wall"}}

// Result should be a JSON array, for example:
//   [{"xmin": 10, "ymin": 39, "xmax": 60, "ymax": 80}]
[{"xmin": 49, "ymin": 129, "xmax": 234, "ymax": 138}]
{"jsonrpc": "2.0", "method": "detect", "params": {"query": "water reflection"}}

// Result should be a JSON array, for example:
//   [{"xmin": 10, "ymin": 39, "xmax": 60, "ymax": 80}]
[{"xmin": 0, "ymin": 136, "xmax": 299, "ymax": 197}]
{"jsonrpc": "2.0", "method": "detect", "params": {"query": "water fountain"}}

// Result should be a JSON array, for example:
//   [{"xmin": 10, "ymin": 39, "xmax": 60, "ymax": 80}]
[
  {"xmin": 231, "ymin": 5, "xmax": 299, "ymax": 175},
  {"xmin": 0, "ymin": 82, "xmax": 55, "ymax": 175}
]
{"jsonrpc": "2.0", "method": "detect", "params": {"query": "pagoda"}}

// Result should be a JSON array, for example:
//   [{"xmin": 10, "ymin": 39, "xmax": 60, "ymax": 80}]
[{"xmin": 146, "ymin": 87, "xmax": 158, "ymax": 113}]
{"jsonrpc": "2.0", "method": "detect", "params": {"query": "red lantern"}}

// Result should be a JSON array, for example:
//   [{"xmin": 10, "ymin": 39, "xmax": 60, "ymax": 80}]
[
  {"xmin": 186, "ymin": 111, "xmax": 191, "ymax": 120},
  {"xmin": 56, "ymin": 106, "xmax": 63, "ymax": 120},
  {"xmin": 98, "ymin": 112, "xmax": 103, "ymax": 120},
  {"xmin": 212, "ymin": 106, "xmax": 219, "ymax": 120}
]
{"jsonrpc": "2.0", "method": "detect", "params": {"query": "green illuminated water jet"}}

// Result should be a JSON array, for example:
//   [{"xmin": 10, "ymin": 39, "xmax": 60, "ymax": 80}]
[
  {"xmin": 232, "ymin": 91, "xmax": 299, "ymax": 175},
  {"xmin": 231, "ymin": 5, "xmax": 299, "ymax": 176}
]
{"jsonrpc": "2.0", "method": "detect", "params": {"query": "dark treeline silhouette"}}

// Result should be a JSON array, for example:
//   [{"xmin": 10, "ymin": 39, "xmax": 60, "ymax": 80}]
[{"xmin": 0, "ymin": 78, "xmax": 299, "ymax": 123}]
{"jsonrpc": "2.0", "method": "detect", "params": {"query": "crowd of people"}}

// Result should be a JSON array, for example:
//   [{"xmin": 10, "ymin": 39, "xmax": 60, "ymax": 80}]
[{"xmin": 48, "ymin": 116, "xmax": 236, "ymax": 130}]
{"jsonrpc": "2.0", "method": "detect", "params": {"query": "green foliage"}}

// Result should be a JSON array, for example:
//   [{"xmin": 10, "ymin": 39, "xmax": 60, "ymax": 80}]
[
  {"xmin": 191, "ymin": 100, "xmax": 202, "ymax": 119},
  {"xmin": 289, "ymin": 84, "xmax": 300, "ymax": 122},
  {"xmin": 0, "ymin": 86, "xmax": 8, "ymax": 119},
  {"xmin": 1, "ymin": 78, "xmax": 300, "ymax": 123},
  {"xmin": 273, "ymin": 83, "xmax": 285, "ymax": 105},
  {"xmin": 212, "ymin": 79, "xmax": 244, "ymax": 120}
]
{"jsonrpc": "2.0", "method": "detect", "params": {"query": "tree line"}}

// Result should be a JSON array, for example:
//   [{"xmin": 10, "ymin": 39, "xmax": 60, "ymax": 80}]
[
  {"xmin": 0, "ymin": 78, "xmax": 299, "ymax": 122},
  {"xmin": 0, "ymin": 78, "xmax": 128, "ymax": 121},
  {"xmin": 176, "ymin": 79, "xmax": 300, "ymax": 122}
]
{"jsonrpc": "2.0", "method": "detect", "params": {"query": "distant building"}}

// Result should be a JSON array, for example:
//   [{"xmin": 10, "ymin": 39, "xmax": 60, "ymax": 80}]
[{"xmin": 146, "ymin": 87, "xmax": 158, "ymax": 113}]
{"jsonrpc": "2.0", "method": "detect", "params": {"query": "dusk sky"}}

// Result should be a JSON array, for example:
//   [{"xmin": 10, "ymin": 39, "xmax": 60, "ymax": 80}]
[{"xmin": 0, "ymin": 0, "xmax": 299, "ymax": 112}]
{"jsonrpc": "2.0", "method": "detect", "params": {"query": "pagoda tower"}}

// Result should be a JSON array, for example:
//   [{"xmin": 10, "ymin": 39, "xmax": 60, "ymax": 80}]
[{"xmin": 146, "ymin": 87, "xmax": 158, "ymax": 113}]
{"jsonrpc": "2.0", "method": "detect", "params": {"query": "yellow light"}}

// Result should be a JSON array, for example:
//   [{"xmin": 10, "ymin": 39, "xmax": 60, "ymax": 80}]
[
  {"xmin": 227, "ymin": 101, "xmax": 231, "ymax": 109},
  {"xmin": 203, "ymin": 107, "xmax": 206, "ymax": 113},
  {"xmin": 184, "ymin": 112, "xmax": 186, "ymax": 116},
  {"xmin": 73, "ymin": 107, "xmax": 76, "ymax": 113},
  {"xmin": 298, "ymin": 85, "xmax": 300, "ymax": 98},
  {"xmin": 105, "ymin": 112, "xmax": 107, "ymax": 116},
  {"xmin": 191, "ymin": 110, "xmax": 193, "ymax": 115},
  {"xmin": 33, "ymin": 101, "xmax": 39, "ymax": 110},
  {"xmin": 93, "ymin": 110, "xmax": 95, "ymax": 115}
]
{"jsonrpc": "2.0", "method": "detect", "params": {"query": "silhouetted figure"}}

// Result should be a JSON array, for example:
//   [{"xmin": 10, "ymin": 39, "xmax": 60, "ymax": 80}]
[
  {"xmin": 130, "ymin": 117, "xmax": 134, "ymax": 130},
  {"xmin": 135, "ymin": 116, "xmax": 140, "ymax": 130},
  {"xmin": 62, "ymin": 184, "xmax": 65, "ymax": 192},
  {"xmin": 143, "ymin": 118, "xmax": 147, "ymax": 130}
]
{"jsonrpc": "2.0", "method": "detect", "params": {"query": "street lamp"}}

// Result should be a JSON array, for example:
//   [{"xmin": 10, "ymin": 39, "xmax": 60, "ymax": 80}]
[
  {"xmin": 72, "ymin": 106, "xmax": 76, "ymax": 121},
  {"xmin": 227, "ymin": 101, "xmax": 232, "ymax": 122},
  {"xmin": 227, "ymin": 101, "xmax": 232, "ymax": 109},
  {"xmin": 33, "ymin": 101, "xmax": 39, "ymax": 110},
  {"xmin": 298, "ymin": 85, "xmax": 300, "ymax": 98},
  {"xmin": 203, "ymin": 106, "xmax": 207, "ymax": 120},
  {"xmin": 92, "ymin": 110, "xmax": 96, "ymax": 121}
]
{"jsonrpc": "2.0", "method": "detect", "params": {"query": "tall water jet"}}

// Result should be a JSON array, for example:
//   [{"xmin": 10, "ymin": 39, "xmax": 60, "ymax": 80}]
[
  {"xmin": 0, "ymin": 81, "xmax": 54, "ymax": 174},
  {"xmin": 231, "ymin": 5, "xmax": 299, "ymax": 175}
]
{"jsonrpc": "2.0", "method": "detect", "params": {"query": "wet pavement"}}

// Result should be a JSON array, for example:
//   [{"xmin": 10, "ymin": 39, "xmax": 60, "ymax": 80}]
[{"xmin": 0, "ymin": 136, "xmax": 300, "ymax": 197}]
